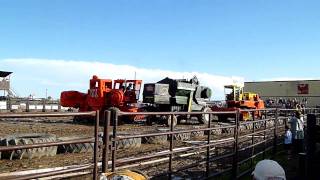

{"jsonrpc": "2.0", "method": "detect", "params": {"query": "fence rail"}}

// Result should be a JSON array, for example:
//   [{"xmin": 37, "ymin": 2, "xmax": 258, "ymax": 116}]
[{"xmin": 0, "ymin": 98, "xmax": 65, "ymax": 112}]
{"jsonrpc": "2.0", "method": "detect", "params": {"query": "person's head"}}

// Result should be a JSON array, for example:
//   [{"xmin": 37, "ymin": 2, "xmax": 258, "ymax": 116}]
[
  {"xmin": 252, "ymin": 160, "xmax": 286, "ymax": 180},
  {"xmin": 285, "ymin": 125, "xmax": 289, "ymax": 131}
]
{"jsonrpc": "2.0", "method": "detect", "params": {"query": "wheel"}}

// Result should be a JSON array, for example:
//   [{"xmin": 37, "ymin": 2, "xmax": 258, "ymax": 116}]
[
  {"xmin": 145, "ymin": 115, "xmax": 156, "ymax": 126},
  {"xmin": 198, "ymin": 107, "xmax": 212, "ymax": 124},
  {"xmin": 173, "ymin": 132, "xmax": 191, "ymax": 141},
  {"xmin": 57, "ymin": 136, "xmax": 94, "ymax": 154},
  {"xmin": 73, "ymin": 116, "xmax": 95, "ymax": 124},
  {"xmin": 204, "ymin": 125, "xmax": 223, "ymax": 136},
  {"xmin": 116, "ymin": 133, "xmax": 141, "ymax": 150},
  {"xmin": 191, "ymin": 126, "xmax": 205, "ymax": 137},
  {"xmin": 217, "ymin": 115, "xmax": 228, "ymax": 122},
  {"xmin": 142, "ymin": 128, "xmax": 168, "ymax": 145},
  {"xmin": 0, "ymin": 133, "xmax": 57, "ymax": 160}
]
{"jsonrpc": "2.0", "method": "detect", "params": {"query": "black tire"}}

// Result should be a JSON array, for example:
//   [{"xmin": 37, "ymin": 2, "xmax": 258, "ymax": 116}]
[
  {"xmin": 116, "ymin": 133, "xmax": 141, "ymax": 150},
  {"xmin": 146, "ymin": 115, "xmax": 156, "ymax": 126},
  {"xmin": 73, "ymin": 116, "xmax": 95, "ymax": 124},
  {"xmin": 204, "ymin": 125, "xmax": 223, "ymax": 136},
  {"xmin": 219, "ymin": 123, "xmax": 234, "ymax": 134},
  {"xmin": 173, "ymin": 132, "xmax": 191, "ymax": 141},
  {"xmin": 191, "ymin": 126, "xmax": 205, "ymax": 137},
  {"xmin": 142, "ymin": 128, "xmax": 168, "ymax": 145},
  {"xmin": 142, "ymin": 135, "xmax": 167, "ymax": 145},
  {"xmin": 201, "ymin": 88, "xmax": 212, "ymax": 99},
  {"xmin": 198, "ymin": 107, "xmax": 212, "ymax": 124},
  {"xmin": 169, "ymin": 127, "xmax": 191, "ymax": 141},
  {"xmin": 217, "ymin": 115, "xmax": 228, "ymax": 122},
  {"xmin": 57, "ymin": 136, "xmax": 94, "ymax": 154},
  {"xmin": 0, "ymin": 133, "xmax": 57, "ymax": 160}
]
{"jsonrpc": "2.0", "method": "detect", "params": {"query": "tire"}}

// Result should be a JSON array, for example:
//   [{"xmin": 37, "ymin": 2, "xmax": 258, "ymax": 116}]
[
  {"xmin": 57, "ymin": 136, "xmax": 94, "ymax": 154},
  {"xmin": 142, "ymin": 128, "xmax": 168, "ymax": 145},
  {"xmin": 191, "ymin": 126, "xmax": 205, "ymax": 137},
  {"xmin": 116, "ymin": 133, "xmax": 141, "ymax": 150},
  {"xmin": 172, "ymin": 128, "xmax": 191, "ymax": 141},
  {"xmin": 204, "ymin": 125, "xmax": 223, "ymax": 136},
  {"xmin": 173, "ymin": 132, "xmax": 191, "ymax": 141},
  {"xmin": 222, "ymin": 127, "xmax": 233, "ymax": 134},
  {"xmin": 73, "ymin": 116, "xmax": 95, "ymax": 124},
  {"xmin": 147, "ymin": 127, "xmax": 191, "ymax": 142},
  {"xmin": 146, "ymin": 115, "xmax": 156, "ymax": 126},
  {"xmin": 198, "ymin": 107, "xmax": 212, "ymax": 124},
  {"xmin": 0, "ymin": 133, "xmax": 57, "ymax": 160},
  {"xmin": 142, "ymin": 135, "xmax": 168, "ymax": 145},
  {"xmin": 217, "ymin": 115, "xmax": 228, "ymax": 122},
  {"xmin": 201, "ymin": 88, "xmax": 212, "ymax": 99}
]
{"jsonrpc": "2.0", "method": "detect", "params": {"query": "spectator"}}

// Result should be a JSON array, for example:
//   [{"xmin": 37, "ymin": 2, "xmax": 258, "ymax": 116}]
[
  {"xmin": 288, "ymin": 111, "xmax": 304, "ymax": 153},
  {"xmin": 284, "ymin": 125, "xmax": 292, "ymax": 159},
  {"xmin": 126, "ymin": 83, "xmax": 133, "ymax": 91},
  {"xmin": 252, "ymin": 160, "xmax": 286, "ymax": 180}
]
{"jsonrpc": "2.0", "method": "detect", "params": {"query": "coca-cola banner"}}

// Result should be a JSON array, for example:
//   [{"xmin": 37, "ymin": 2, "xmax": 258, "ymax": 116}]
[{"xmin": 297, "ymin": 84, "xmax": 309, "ymax": 94}]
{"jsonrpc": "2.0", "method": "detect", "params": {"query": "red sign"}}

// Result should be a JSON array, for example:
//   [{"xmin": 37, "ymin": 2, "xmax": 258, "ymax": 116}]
[{"xmin": 297, "ymin": 84, "xmax": 309, "ymax": 94}]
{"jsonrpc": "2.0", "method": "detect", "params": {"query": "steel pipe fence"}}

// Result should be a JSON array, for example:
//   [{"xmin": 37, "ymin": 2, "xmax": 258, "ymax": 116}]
[
  {"xmin": 0, "ymin": 107, "xmax": 318, "ymax": 179},
  {"xmin": 102, "ymin": 108, "xmax": 305, "ymax": 179},
  {"xmin": 0, "ymin": 111, "xmax": 100, "ymax": 180}
]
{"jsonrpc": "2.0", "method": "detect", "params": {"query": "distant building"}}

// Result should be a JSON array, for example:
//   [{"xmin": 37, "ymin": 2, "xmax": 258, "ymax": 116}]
[
  {"xmin": 0, "ymin": 71, "xmax": 14, "ymax": 97},
  {"xmin": 244, "ymin": 80, "xmax": 320, "ymax": 107}
]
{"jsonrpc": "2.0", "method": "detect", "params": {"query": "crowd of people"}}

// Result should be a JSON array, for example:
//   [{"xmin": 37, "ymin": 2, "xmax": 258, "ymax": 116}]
[{"xmin": 265, "ymin": 97, "xmax": 308, "ymax": 109}]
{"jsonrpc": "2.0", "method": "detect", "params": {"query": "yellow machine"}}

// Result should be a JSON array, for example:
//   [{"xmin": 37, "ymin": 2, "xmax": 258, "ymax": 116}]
[
  {"xmin": 225, "ymin": 85, "xmax": 260, "ymax": 102},
  {"xmin": 213, "ymin": 85, "xmax": 265, "ymax": 121},
  {"xmin": 100, "ymin": 170, "xmax": 148, "ymax": 180}
]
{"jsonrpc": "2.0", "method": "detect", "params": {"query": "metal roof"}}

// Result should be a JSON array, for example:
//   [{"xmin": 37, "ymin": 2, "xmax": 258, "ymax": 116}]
[{"xmin": 0, "ymin": 71, "xmax": 12, "ymax": 77}]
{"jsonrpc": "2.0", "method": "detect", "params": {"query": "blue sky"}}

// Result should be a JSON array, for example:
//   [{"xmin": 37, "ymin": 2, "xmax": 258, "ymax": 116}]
[{"xmin": 1, "ymin": 0, "xmax": 320, "ymax": 98}]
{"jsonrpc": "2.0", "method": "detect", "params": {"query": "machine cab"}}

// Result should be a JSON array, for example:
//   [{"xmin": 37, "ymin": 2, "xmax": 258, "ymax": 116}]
[
  {"xmin": 89, "ymin": 75, "xmax": 113, "ymax": 98},
  {"xmin": 224, "ymin": 85, "xmax": 244, "ymax": 101},
  {"xmin": 113, "ymin": 79, "xmax": 142, "ymax": 102}
]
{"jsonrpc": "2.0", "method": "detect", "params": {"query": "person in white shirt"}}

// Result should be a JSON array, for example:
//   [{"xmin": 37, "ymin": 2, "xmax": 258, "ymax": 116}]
[
  {"xmin": 284, "ymin": 125, "xmax": 292, "ymax": 158},
  {"xmin": 288, "ymin": 111, "xmax": 304, "ymax": 153}
]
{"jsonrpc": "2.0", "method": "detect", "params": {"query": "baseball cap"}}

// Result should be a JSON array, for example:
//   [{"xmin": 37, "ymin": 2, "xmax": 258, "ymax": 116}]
[{"xmin": 252, "ymin": 160, "xmax": 286, "ymax": 180}]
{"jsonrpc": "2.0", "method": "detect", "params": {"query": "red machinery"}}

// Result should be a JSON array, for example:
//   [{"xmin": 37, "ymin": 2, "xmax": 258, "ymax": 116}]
[{"xmin": 60, "ymin": 75, "xmax": 142, "ymax": 122}]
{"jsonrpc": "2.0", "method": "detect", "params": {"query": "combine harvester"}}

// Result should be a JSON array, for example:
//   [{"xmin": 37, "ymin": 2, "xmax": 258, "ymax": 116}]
[{"xmin": 142, "ymin": 76, "xmax": 212, "ymax": 127}]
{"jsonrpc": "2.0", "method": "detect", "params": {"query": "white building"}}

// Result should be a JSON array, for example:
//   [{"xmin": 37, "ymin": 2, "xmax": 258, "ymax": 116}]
[{"xmin": 244, "ymin": 80, "xmax": 320, "ymax": 107}]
